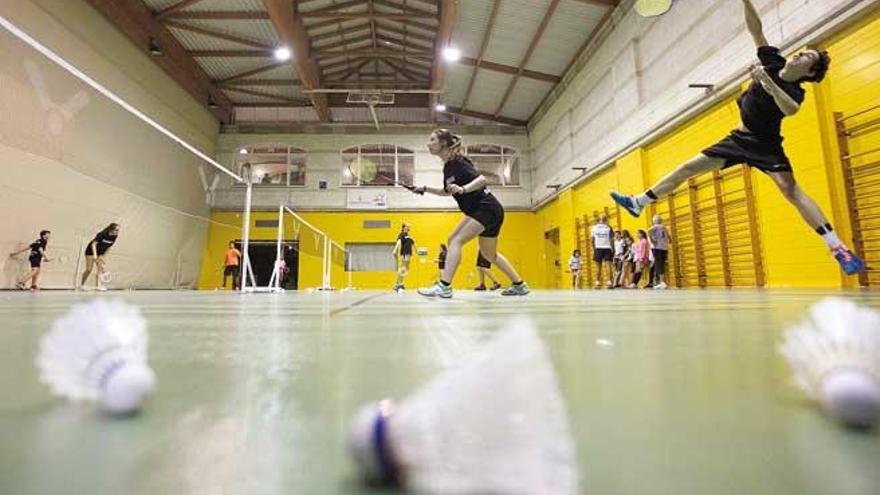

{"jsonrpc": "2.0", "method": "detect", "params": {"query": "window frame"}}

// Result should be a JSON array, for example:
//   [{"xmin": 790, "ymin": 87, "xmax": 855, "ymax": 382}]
[
  {"xmin": 340, "ymin": 144, "xmax": 415, "ymax": 187},
  {"xmin": 463, "ymin": 144, "xmax": 521, "ymax": 187},
  {"xmin": 235, "ymin": 145, "xmax": 308, "ymax": 187}
]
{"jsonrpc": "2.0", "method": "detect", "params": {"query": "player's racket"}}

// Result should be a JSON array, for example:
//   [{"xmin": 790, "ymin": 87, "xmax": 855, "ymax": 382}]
[
  {"xmin": 634, "ymin": 0, "xmax": 672, "ymax": 17},
  {"xmin": 348, "ymin": 156, "xmax": 396, "ymax": 185}
]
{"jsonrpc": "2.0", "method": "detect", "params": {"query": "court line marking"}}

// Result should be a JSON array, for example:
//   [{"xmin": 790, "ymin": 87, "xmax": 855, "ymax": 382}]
[{"xmin": 329, "ymin": 292, "xmax": 391, "ymax": 317}]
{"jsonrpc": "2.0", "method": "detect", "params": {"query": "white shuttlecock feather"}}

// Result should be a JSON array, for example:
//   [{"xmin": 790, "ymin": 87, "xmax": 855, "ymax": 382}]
[
  {"xmin": 779, "ymin": 297, "xmax": 880, "ymax": 429},
  {"xmin": 350, "ymin": 318, "xmax": 579, "ymax": 495},
  {"xmin": 36, "ymin": 299, "xmax": 156, "ymax": 415}
]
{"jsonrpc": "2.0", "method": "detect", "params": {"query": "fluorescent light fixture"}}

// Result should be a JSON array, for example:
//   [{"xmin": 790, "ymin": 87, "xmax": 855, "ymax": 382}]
[
  {"xmin": 442, "ymin": 46, "xmax": 461, "ymax": 62},
  {"xmin": 274, "ymin": 47, "xmax": 291, "ymax": 61},
  {"xmin": 239, "ymin": 148, "xmax": 249, "ymax": 155},
  {"xmin": 434, "ymin": 103, "xmax": 447, "ymax": 112}
]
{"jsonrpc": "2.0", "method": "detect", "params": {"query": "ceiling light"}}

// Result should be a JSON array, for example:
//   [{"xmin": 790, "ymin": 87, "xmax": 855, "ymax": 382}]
[
  {"xmin": 442, "ymin": 46, "xmax": 461, "ymax": 62},
  {"xmin": 434, "ymin": 103, "xmax": 447, "ymax": 112},
  {"xmin": 274, "ymin": 47, "xmax": 291, "ymax": 61},
  {"xmin": 239, "ymin": 148, "xmax": 248, "ymax": 155}
]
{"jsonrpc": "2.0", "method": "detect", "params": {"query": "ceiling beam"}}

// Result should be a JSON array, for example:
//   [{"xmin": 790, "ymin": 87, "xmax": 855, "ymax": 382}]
[
  {"xmin": 163, "ymin": 20, "xmax": 272, "ymax": 49},
  {"xmin": 311, "ymin": 23, "xmax": 371, "ymax": 42},
  {"xmin": 262, "ymin": 0, "xmax": 332, "ymax": 121},
  {"xmin": 458, "ymin": 57, "xmax": 560, "ymax": 83},
  {"xmin": 85, "ymin": 0, "xmax": 233, "ymax": 123},
  {"xmin": 224, "ymin": 87, "xmax": 307, "ymax": 104},
  {"xmin": 374, "ymin": 21, "xmax": 435, "ymax": 45},
  {"xmin": 315, "ymin": 49, "xmax": 433, "ymax": 58},
  {"xmin": 372, "ymin": 0, "xmax": 438, "ymax": 17},
  {"xmin": 570, "ymin": 0, "xmax": 618, "ymax": 6},
  {"xmin": 375, "ymin": 34, "xmax": 432, "ymax": 51},
  {"xmin": 461, "ymin": 0, "xmax": 500, "ymax": 112},
  {"xmin": 153, "ymin": 0, "xmax": 207, "ymax": 20},
  {"xmin": 430, "ymin": 0, "xmax": 458, "ymax": 115},
  {"xmin": 218, "ymin": 62, "xmax": 287, "ymax": 83},
  {"xmin": 190, "ymin": 50, "xmax": 272, "ymax": 57},
  {"xmin": 446, "ymin": 106, "xmax": 526, "ymax": 127},
  {"xmin": 163, "ymin": 10, "xmax": 270, "ymax": 19},
  {"xmin": 219, "ymin": 79, "xmax": 301, "ymax": 87},
  {"xmin": 494, "ymin": 0, "xmax": 559, "ymax": 117},
  {"xmin": 301, "ymin": 0, "xmax": 363, "ymax": 16},
  {"xmin": 302, "ymin": 13, "xmax": 435, "ymax": 20},
  {"xmin": 315, "ymin": 33, "xmax": 374, "ymax": 52}
]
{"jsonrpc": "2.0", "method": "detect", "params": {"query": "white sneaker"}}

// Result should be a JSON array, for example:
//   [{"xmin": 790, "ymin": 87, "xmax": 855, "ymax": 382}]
[
  {"xmin": 97, "ymin": 285, "xmax": 108, "ymax": 292},
  {"xmin": 653, "ymin": 282, "xmax": 668, "ymax": 289},
  {"xmin": 418, "ymin": 281, "xmax": 453, "ymax": 298}
]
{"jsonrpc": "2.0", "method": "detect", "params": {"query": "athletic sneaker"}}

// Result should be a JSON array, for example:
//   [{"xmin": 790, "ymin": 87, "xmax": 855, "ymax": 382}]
[
  {"xmin": 474, "ymin": 285, "xmax": 487, "ymax": 291},
  {"xmin": 97, "ymin": 286, "xmax": 108, "ymax": 292},
  {"xmin": 501, "ymin": 282, "xmax": 530, "ymax": 296},
  {"xmin": 490, "ymin": 283, "xmax": 502, "ymax": 291},
  {"xmin": 610, "ymin": 191, "xmax": 643, "ymax": 218},
  {"xmin": 418, "ymin": 281, "xmax": 453, "ymax": 298},
  {"xmin": 653, "ymin": 282, "xmax": 668, "ymax": 289},
  {"xmin": 15, "ymin": 281, "xmax": 27, "ymax": 290},
  {"xmin": 832, "ymin": 246, "xmax": 865, "ymax": 275}
]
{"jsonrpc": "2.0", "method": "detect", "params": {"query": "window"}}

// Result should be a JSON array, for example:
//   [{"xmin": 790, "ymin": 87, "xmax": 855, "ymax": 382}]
[
  {"xmin": 465, "ymin": 144, "xmax": 520, "ymax": 186},
  {"xmin": 237, "ymin": 145, "xmax": 307, "ymax": 186},
  {"xmin": 341, "ymin": 144, "xmax": 415, "ymax": 186}
]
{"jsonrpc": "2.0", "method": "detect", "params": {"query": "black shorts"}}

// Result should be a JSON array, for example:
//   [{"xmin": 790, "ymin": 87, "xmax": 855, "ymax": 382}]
[
  {"xmin": 29, "ymin": 256, "xmax": 42, "ymax": 268},
  {"xmin": 476, "ymin": 252, "xmax": 492, "ymax": 269},
  {"xmin": 224, "ymin": 265, "xmax": 239, "ymax": 276},
  {"xmin": 652, "ymin": 249, "xmax": 668, "ymax": 273},
  {"xmin": 593, "ymin": 249, "xmax": 613, "ymax": 262},
  {"xmin": 466, "ymin": 200, "xmax": 505, "ymax": 238},
  {"xmin": 702, "ymin": 129, "xmax": 793, "ymax": 174},
  {"xmin": 438, "ymin": 262, "xmax": 446, "ymax": 270}
]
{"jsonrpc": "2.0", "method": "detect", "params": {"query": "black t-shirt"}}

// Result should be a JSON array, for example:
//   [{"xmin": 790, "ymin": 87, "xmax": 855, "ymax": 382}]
[
  {"xmin": 443, "ymin": 155, "xmax": 498, "ymax": 214},
  {"xmin": 89, "ymin": 231, "xmax": 117, "ymax": 255},
  {"xmin": 397, "ymin": 233, "xmax": 415, "ymax": 256},
  {"xmin": 29, "ymin": 239, "xmax": 47, "ymax": 259},
  {"xmin": 738, "ymin": 46, "xmax": 806, "ymax": 140}
]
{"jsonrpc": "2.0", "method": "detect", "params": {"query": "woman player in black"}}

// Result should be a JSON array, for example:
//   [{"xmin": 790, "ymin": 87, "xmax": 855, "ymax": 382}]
[
  {"xmin": 392, "ymin": 222, "xmax": 415, "ymax": 292},
  {"xmin": 409, "ymin": 129, "xmax": 529, "ymax": 298},
  {"xmin": 611, "ymin": 0, "xmax": 862, "ymax": 276},
  {"xmin": 10, "ymin": 230, "xmax": 52, "ymax": 290},
  {"xmin": 80, "ymin": 223, "xmax": 119, "ymax": 291}
]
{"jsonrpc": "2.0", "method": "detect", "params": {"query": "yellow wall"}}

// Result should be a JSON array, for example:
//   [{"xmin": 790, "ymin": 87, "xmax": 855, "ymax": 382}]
[
  {"xmin": 534, "ymin": 9, "xmax": 880, "ymax": 288},
  {"xmin": 199, "ymin": 211, "xmax": 543, "ymax": 290}
]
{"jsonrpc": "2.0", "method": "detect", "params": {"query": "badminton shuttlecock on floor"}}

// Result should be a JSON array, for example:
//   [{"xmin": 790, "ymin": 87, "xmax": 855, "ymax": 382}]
[
  {"xmin": 779, "ymin": 297, "xmax": 880, "ymax": 430},
  {"xmin": 36, "ymin": 299, "xmax": 156, "ymax": 415},
  {"xmin": 349, "ymin": 319, "xmax": 579, "ymax": 495}
]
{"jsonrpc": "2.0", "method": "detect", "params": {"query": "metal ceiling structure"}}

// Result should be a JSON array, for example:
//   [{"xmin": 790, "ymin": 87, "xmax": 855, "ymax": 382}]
[{"xmin": 86, "ymin": 0, "xmax": 618, "ymax": 127}]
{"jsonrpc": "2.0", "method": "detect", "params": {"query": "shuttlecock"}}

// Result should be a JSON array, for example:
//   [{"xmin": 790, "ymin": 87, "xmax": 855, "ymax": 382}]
[
  {"xmin": 36, "ymin": 300, "xmax": 156, "ymax": 415},
  {"xmin": 349, "ymin": 319, "xmax": 579, "ymax": 494},
  {"xmin": 779, "ymin": 297, "xmax": 880, "ymax": 430}
]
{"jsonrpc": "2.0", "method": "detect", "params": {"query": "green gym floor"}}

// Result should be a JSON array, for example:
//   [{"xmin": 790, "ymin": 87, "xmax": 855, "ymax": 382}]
[{"xmin": 1, "ymin": 289, "xmax": 879, "ymax": 495}]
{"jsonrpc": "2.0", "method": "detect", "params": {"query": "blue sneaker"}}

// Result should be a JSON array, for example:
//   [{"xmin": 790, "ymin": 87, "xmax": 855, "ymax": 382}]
[
  {"xmin": 832, "ymin": 247, "xmax": 865, "ymax": 275},
  {"xmin": 610, "ymin": 191, "xmax": 643, "ymax": 218}
]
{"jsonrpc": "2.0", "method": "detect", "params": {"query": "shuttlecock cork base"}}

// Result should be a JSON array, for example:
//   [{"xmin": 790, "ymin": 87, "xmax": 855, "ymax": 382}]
[
  {"xmin": 36, "ymin": 299, "xmax": 156, "ymax": 416},
  {"xmin": 780, "ymin": 297, "xmax": 880, "ymax": 430},
  {"xmin": 349, "ymin": 318, "xmax": 579, "ymax": 495}
]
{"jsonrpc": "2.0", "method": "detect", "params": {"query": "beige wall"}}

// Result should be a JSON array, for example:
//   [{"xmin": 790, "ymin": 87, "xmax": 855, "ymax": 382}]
[{"xmin": 0, "ymin": 0, "xmax": 220, "ymax": 289}]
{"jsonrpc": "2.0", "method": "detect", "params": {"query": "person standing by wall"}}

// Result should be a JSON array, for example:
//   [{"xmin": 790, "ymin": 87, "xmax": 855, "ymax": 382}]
[
  {"xmin": 590, "ymin": 215, "xmax": 614, "ymax": 288},
  {"xmin": 10, "ymin": 230, "xmax": 52, "ymax": 290},
  {"xmin": 222, "ymin": 241, "xmax": 242, "ymax": 290},
  {"xmin": 649, "ymin": 214, "xmax": 671, "ymax": 289}
]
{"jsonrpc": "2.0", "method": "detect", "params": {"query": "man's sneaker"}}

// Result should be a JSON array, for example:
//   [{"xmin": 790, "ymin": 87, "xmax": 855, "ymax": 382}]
[
  {"xmin": 610, "ymin": 191, "xmax": 643, "ymax": 218},
  {"xmin": 832, "ymin": 246, "xmax": 865, "ymax": 275},
  {"xmin": 97, "ymin": 285, "xmax": 108, "ymax": 292},
  {"xmin": 418, "ymin": 281, "xmax": 453, "ymax": 298},
  {"xmin": 474, "ymin": 285, "xmax": 487, "ymax": 291},
  {"xmin": 653, "ymin": 282, "xmax": 668, "ymax": 289},
  {"xmin": 15, "ymin": 281, "xmax": 27, "ymax": 290},
  {"xmin": 501, "ymin": 281, "xmax": 530, "ymax": 296},
  {"xmin": 490, "ymin": 283, "xmax": 502, "ymax": 291}
]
